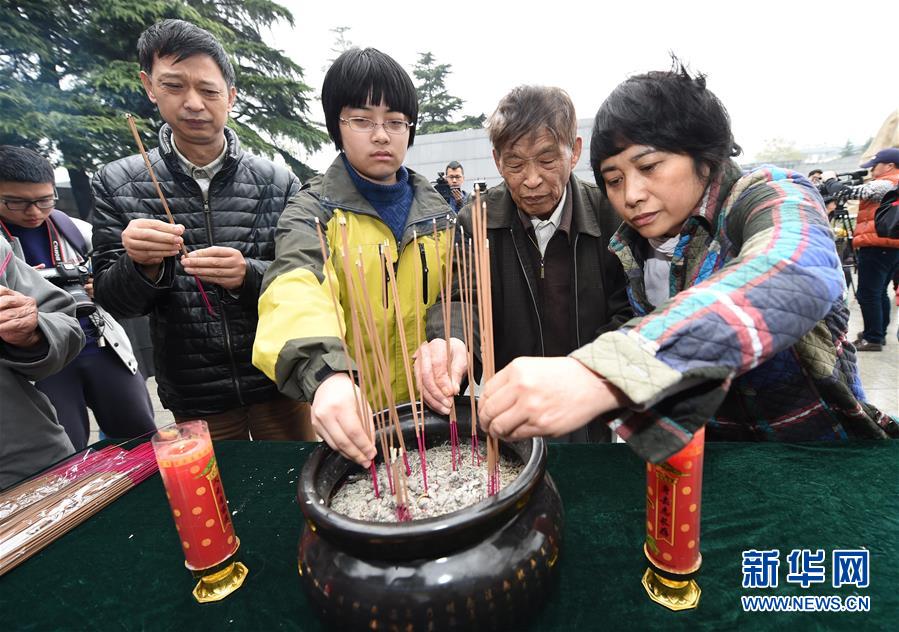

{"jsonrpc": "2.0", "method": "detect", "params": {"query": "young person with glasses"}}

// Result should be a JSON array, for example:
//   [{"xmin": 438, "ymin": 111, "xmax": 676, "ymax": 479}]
[
  {"xmin": 0, "ymin": 145, "xmax": 156, "ymax": 450},
  {"xmin": 254, "ymin": 48, "xmax": 453, "ymax": 466}
]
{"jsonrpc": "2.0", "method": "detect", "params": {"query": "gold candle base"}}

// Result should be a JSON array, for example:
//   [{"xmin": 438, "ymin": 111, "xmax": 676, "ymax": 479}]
[
  {"xmin": 642, "ymin": 567, "xmax": 700, "ymax": 611},
  {"xmin": 192, "ymin": 561, "xmax": 248, "ymax": 603}
]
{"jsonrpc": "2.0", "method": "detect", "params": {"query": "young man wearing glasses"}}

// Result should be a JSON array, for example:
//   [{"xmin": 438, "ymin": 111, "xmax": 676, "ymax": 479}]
[
  {"xmin": 0, "ymin": 145, "xmax": 156, "ymax": 450},
  {"xmin": 254, "ymin": 48, "xmax": 452, "ymax": 467}
]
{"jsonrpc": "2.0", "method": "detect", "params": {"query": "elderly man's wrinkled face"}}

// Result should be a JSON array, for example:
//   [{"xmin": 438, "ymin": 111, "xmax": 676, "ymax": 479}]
[{"xmin": 494, "ymin": 129, "xmax": 582, "ymax": 219}]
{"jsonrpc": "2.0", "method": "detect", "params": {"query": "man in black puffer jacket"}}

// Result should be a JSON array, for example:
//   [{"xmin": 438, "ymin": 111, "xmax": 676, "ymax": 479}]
[{"xmin": 91, "ymin": 19, "xmax": 313, "ymax": 440}]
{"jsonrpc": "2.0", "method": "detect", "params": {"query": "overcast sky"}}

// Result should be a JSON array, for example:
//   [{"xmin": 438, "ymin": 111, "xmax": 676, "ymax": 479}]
[{"xmin": 272, "ymin": 1, "xmax": 898, "ymax": 173}]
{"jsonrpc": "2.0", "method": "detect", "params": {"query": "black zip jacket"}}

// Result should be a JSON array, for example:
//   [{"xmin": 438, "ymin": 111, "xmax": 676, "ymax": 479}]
[
  {"xmin": 90, "ymin": 124, "xmax": 300, "ymax": 416},
  {"xmin": 427, "ymin": 175, "xmax": 632, "ymax": 440}
]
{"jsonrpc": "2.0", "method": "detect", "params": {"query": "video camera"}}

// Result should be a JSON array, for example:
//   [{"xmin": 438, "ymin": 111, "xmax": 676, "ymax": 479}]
[
  {"xmin": 432, "ymin": 171, "xmax": 453, "ymax": 205},
  {"xmin": 817, "ymin": 170, "xmax": 867, "ymax": 208},
  {"xmin": 37, "ymin": 262, "xmax": 96, "ymax": 318}
]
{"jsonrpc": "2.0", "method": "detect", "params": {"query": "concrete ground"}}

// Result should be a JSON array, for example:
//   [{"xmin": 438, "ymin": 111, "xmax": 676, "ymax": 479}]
[{"xmin": 88, "ymin": 289, "xmax": 898, "ymax": 443}]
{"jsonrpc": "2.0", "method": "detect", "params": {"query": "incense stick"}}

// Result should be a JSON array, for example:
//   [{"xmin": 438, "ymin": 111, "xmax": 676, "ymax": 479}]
[
  {"xmin": 124, "ymin": 114, "xmax": 216, "ymax": 317},
  {"xmin": 315, "ymin": 219, "xmax": 379, "ymax": 493},
  {"xmin": 383, "ymin": 243, "xmax": 429, "ymax": 494}
]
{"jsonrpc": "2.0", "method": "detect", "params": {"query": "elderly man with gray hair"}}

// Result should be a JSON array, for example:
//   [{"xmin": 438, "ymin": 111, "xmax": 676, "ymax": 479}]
[{"xmin": 415, "ymin": 85, "xmax": 631, "ymax": 442}]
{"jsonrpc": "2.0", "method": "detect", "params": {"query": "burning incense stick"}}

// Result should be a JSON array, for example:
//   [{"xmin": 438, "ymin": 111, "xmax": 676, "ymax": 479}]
[
  {"xmin": 383, "ymin": 244, "xmax": 429, "ymax": 494},
  {"xmin": 433, "ymin": 218, "xmax": 461, "ymax": 469},
  {"xmin": 124, "ymin": 114, "xmax": 216, "ymax": 317},
  {"xmin": 454, "ymin": 236, "xmax": 481, "ymax": 465},
  {"xmin": 352, "ymin": 255, "xmax": 410, "ymax": 471},
  {"xmin": 315, "ymin": 219, "xmax": 379, "ymax": 493},
  {"xmin": 470, "ymin": 190, "xmax": 500, "ymax": 494}
]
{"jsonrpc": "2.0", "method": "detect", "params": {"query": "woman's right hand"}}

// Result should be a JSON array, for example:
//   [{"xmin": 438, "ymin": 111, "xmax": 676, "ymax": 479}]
[{"xmin": 311, "ymin": 372, "xmax": 375, "ymax": 467}]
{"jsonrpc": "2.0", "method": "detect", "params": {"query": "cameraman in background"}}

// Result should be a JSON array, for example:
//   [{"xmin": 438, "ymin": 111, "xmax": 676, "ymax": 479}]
[
  {"xmin": 0, "ymin": 146, "xmax": 155, "ymax": 449},
  {"xmin": 444, "ymin": 161, "xmax": 468, "ymax": 212},
  {"xmin": 826, "ymin": 148, "xmax": 899, "ymax": 351},
  {"xmin": 434, "ymin": 161, "xmax": 469, "ymax": 213}
]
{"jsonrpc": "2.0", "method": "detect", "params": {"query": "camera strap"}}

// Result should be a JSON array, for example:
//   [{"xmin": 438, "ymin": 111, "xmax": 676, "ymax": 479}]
[
  {"xmin": 47, "ymin": 221, "xmax": 65, "ymax": 265},
  {"xmin": 48, "ymin": 210, "xmax": 88, "ymax": 260}
]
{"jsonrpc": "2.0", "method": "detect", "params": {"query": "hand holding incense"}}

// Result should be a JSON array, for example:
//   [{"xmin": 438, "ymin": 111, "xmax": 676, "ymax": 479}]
[{"xmin": 124, "ymin": 114, "xmax": 216, "ymax": 317}]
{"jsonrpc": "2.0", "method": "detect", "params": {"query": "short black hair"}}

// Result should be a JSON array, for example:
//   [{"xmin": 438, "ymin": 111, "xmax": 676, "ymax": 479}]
[
  {"xmin": 446, "ymin": 161, "xmax": 463, "ymax": 173},
  {"xmin": 590, "ymin": 60, "xmax": 741, "ymax": 191},
  {"xmin": 0, "ymin": 146, "xmax": 55, "ymax": 184},
  {"xmin": 808, "ymin": 169, "xmax": 823, "ymax": 177},
  {"xmin": 321, "ymin": 48, "xmax": 418, "ymax": 151},
  {"xmin": 137, "ymin": 19, "xmax": 235, "ymax": 87}
]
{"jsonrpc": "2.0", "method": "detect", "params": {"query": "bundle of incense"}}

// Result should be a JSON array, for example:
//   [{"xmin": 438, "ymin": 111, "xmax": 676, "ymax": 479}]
[
  {"xmin": 382, "ymin": 242, "xmax": 429, "ymax": 493},
  {"xmin": 125, "ymin": 114, "xmax": 216, "ymax": 317},
  {"xmin": 0, "ymin": 445, "xmax": 125, "ymax": 522},
  {"xmin": 314, "ymin": 219, "xmax": 379, "ymax": 497},
  {"xmin": 454, "ymin": 234, "xmax": 481, "ymax": 466},
  {"xmin": 351, "ymin": 246, "xmax": 417, "ymax": 492},
  {"xmin": 433, "ymin": 217, "xmax": 460, "ymax": 469},
  {"xmin": 0, "ymin": 442, "xmax": 158, "ymax": 576},
  {"xmin": 470, "ymin": 190, "xmax": 500, "ymax": 494},
  {"xmin": 350, "ymin": 250, "xmax": 403, "ymax": 495}
]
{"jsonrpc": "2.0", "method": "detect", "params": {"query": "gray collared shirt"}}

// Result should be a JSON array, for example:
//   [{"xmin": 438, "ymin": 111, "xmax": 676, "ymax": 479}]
[{"xmin": 172, "ymin": 138, "xmax": 227, "ymax": 200}]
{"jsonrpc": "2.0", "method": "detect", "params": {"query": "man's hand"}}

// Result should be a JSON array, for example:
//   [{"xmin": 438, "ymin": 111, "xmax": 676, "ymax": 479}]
[
  {"xmin": 451, "ymin": 187, "xmax": 464, "ymax": 204},
  {"xmin": 479, "ymin": 356, "xmax": 629, "ymax": 441},
  {"xmin": 311, "ymin": 373, "xmax": 376, "ymax": 467},
  {"xmin": 0, "ymin": 286, "xmax": 43, "ymax": 348},
  {"xmin": 414, "ymin": 337, "xmax": 468, "ymax": 414},
  {"xmin": 122, "ymin": 218, "xmax": 184, "ymax": 279},
  {"xmin": 180, "ymin": 246, "xmax": 247, "ymax": 291},
  {"xmin": 84, "ymin": 276, "xmax": 94, "ymax": 299}
]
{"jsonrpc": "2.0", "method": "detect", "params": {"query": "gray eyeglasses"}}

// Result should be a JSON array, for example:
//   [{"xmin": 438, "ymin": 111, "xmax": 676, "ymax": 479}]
[{"xmin": 340, "ymin": 117, "xmax": 414, "ymax": 135}]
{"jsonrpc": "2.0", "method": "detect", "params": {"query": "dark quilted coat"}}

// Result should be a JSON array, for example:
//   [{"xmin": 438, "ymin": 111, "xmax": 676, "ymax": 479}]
[{"xmin": 91, "ymin": 124, "xmax": 300, "ymax": 416}]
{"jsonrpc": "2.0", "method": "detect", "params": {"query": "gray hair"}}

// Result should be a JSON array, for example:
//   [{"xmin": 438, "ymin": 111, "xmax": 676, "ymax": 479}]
[{"xmin": 488, "ymin": 86, "xmax": 577, "ymax": 154}]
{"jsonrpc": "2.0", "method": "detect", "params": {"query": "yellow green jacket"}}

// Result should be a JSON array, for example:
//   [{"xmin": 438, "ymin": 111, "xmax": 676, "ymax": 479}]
[{"xmin": 253, "ymin": 155, "xmax": 454, "ymax": 404}]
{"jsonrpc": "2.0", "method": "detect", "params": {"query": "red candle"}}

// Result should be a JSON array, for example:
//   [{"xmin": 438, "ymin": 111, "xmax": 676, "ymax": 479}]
[
  {"xmin": 152, "ymin": 421, "xmax": 238, "ymax": 571},
  {"xmin": 645, "ymin": 427, "xmax": 705, "ymax": 576}
]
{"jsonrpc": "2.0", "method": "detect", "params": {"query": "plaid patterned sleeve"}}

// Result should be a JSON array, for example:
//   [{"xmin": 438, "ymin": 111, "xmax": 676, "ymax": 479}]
[{"xmin": 571, "ymin": 168, "xmax": 845, "ymax": 461}]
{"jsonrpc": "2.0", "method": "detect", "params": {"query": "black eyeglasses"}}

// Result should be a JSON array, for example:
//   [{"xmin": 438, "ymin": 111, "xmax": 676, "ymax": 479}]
[
  {"xmin": 1, "ymin": 193, "xmax": 58, "ymax": 212},
  {"xmin": 340, "ymin": 117, "xmax": 414, "ymax": 135}
]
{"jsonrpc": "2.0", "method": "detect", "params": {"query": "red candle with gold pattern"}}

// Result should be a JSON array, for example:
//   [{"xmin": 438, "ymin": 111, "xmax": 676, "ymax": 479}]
[
  {"xmin": 641, "ymin": 427, "xmax": 704, "ymax": 611},
  {"xmin": 645, "ymin": 427, "xmax": 705, "ymax": 576},
  {"xmin": 152, "ymin": 420, "xmax": 238, "ymax": 570}
]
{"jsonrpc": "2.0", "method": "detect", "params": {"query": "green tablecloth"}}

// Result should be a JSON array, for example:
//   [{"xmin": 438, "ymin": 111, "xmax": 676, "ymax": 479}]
[{"xmin": 1, "ymin": 441, "xmax": 896, "ymax": 630}]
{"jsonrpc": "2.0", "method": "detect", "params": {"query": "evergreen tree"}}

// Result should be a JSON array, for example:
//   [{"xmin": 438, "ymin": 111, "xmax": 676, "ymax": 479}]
[
  {"xmin": 413, "ymin": 51, "xmax": 484, "ymax": 135},
  {"xmin": 0, "ymin": 0, "xmax": 326, "ymax": 218},
  {"xmin": 323, "ymin": 26, "xmax": 354, "ymax": 71}
]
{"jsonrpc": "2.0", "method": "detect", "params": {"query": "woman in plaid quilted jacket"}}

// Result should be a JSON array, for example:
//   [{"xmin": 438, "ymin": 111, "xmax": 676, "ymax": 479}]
[{"xmin": 478, "ymin": 61, "xmax": 898, "ymax": 463}]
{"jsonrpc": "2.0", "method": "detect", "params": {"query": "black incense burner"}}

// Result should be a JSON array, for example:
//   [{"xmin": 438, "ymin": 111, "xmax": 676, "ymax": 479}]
[{"xmin": 297, "ymin": 398, "xmax": 564, "ymax": 631}]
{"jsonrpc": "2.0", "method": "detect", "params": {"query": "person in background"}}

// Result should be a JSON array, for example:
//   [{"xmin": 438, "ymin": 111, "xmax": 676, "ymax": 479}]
[
  {"xmin": 416, "ymin": 86, "xmax": 631, "ymax": 443},
  {"xmin": 91, "ymin": 19, "xmax": 312, "ymax": 440},
  {"xmin": 444, "ymin": 161, "xmax": 468, "ymax": 213},
  {"xmin": 253, "ymin": 47, "xmax": 452, "ymax": 466},
  {"xmin": 476, "ymin": 63, "xmax": 898, "ymax": 463},
  {"xmin": 843, "ymin": 148, "xmax": 899, "ymax": 351},
  {"xmin": 0, "ymin": 238, "xmax": 83, "ymax": 489},
  {"xmin": 0, "ymin": 146, "xmax": 155, "ymax": 450}
]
